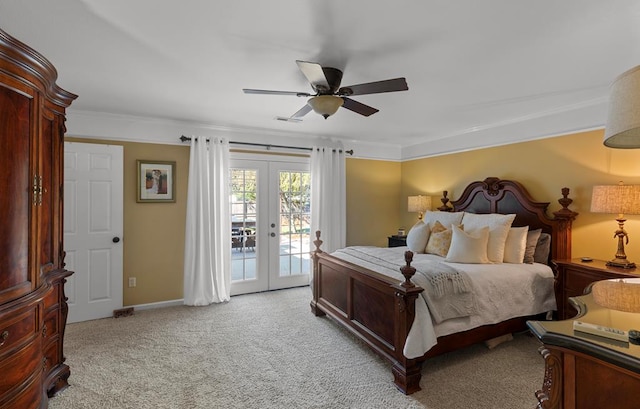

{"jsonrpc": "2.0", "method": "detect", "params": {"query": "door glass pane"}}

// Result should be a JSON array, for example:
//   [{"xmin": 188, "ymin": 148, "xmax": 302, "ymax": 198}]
[
  {"xmin": 230, "ymin": 168, "xmax": 257, "ymax": 281},
  {"xmin": 278, "ymin": 170, "xmax": 311, "ymax": 277}
]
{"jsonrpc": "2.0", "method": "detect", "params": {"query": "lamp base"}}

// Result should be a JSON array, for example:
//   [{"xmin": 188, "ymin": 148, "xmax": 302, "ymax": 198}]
[{"xmin": 606, "ymin": 258, "xmax": 637, "ymax": 269}]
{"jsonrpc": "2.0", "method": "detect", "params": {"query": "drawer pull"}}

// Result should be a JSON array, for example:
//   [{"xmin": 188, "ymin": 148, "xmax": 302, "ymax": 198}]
[{"xmin": 0, "ymin": 330, "xmax": 8, "ymax": 347}]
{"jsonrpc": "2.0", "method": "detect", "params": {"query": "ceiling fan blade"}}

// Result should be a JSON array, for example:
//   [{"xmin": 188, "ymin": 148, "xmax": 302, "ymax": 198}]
[
  {"xmin": 275, "ymin": 104, "xmax": 312, "ymax": 122},
  {"xmin": 243, "ymin": 89, "xmax": 312, "ymax": 97},
  {"xmin": 296, "ymin": 60, "xmax": 330, "ymax": 91},
  {"xmin": 341, "ymin": 97, "xmax": 379, "ymax": 117},
  {"xmin": 275, "ymin": 116, "xmax": 302, "ymax": 123},
  {"xmin": 339, "ymin": 78, "xmax": 408, "ymax": 96},
  {"xmin": 291, "ymin": 104, "xmax": 312, "ymax": 119}
]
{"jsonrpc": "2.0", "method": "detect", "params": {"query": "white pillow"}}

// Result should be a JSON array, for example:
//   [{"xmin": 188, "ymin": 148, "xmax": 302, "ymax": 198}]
[
  {"xmin": 460, "ymin": 213, "xmax": 516, "ymax": 263},
  {"xmin": 445, "ymin": 225, "xmax": 490, "ymax": 264},
  {"xmin": 423, "ymin": 211, "xmax": 464, "ymax": 230},
  {"xmin": 503, "ymin": 226, "xmax": 529, "ymax": 263},
  {"xmin": 406, "ymin": 221, "xmax": 431, "ymax": 253}
]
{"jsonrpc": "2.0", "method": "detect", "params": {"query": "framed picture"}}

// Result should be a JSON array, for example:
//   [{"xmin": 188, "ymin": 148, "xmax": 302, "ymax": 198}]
[{"xmin": 137, "ymin": 160, "xmax": 176, "ymax": 203}]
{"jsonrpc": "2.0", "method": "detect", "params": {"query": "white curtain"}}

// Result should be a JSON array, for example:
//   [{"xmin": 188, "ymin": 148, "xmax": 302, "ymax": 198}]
[
  {"xmin": 183, "ymin": 137, "xmax": 231, "ymax": 305},
  {"xmin": 310, "ymin": 146, "xmax": 346, "ymax": 253}
]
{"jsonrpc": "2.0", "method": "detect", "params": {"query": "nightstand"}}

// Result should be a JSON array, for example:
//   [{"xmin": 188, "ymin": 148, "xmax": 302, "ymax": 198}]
[
  {"xmin": 554, "ymin": 258, "xmax": 640, "ymax": 319},
  {"xmin": 388, "ymin": 235, "xmax": 407, "ymax": 247},
  {"xmin": 528, "ymin": 291, "xmax": 640, "ymax": 409}
]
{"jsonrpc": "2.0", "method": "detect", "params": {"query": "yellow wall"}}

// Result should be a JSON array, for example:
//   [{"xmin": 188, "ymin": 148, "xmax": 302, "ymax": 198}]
[
  {"xmin": 66, "ymin": 137, "xmax": 189, "ymax": 306},
  {"xmin": 400, "ymin": 129, "xmax": 640, "ymax": 262},
  {"xmin": 345, "ymin": 159, "xmax": 402, "ymax": 247},
  {"xmin": 67, "ymin": 129, "xmax": 640, "ymax": 306}
]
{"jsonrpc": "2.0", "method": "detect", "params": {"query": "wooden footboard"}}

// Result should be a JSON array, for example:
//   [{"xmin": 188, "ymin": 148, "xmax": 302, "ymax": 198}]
[{"xmin": 310, "ymin": 233, "xmax": 424, "ymax": 394}]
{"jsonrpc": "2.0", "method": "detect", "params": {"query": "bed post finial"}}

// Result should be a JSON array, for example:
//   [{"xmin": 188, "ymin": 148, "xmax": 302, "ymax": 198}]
[
  {"xmin": 400, "ymin": 251, "xmax": 417, "ymax": 288},
  {"xmin": 553, "ymin": 187, "xmax": 578, "ymax": 221},
  {"xmin": 438, "ymin": 191, "xmax": 453, "ymax": 211},
  {"xmin": 556, "ymin": 188, "xmax": 576, "ymax": 215},
  {"xmin": 313, "ymin": 230, "xmax": 323, "ymax": 254},
  {"xmin": 553, "ymin": 187, "xmax": 578, "ymax": 260}
]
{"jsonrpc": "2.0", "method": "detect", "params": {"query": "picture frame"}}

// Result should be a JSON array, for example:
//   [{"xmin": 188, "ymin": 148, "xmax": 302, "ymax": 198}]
[{"xmin": 136, "ymin": 160, "xmax": 176, "ymax": 203}]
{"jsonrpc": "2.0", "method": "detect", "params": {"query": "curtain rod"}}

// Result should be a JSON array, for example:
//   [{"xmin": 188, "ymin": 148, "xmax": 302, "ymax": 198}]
[{"xmin": 179, "ymin": 135, "xmax": 353, "ymax": 156}]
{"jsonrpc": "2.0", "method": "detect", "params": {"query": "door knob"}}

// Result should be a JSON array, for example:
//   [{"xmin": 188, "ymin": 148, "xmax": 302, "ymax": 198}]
[
  {"xmin": 270, "ymin": 232, "xmax": 276, "ymax": 237},
  {"xmin": 271, "ymin": 223, "xmax": 276, "ymax": 228},
  {"xmin": 112, "ymin": 237, "xmax": 121, "ymax": 243}
]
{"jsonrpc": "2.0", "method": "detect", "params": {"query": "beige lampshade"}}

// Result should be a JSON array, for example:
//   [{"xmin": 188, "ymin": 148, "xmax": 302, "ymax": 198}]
[
  {"xmin": 604, "ymin": 65, "xmax": 640, "ymax": 148},
  {"xmin": 408, "ymin": 195, "xmax": 431, "ymax": 214},
  {"xmin": 592, "ymin": 278, "xmax": 640, "ymax": 313},
  {"xmin": 590, "ymin": 183, "xmax": 640, "ymax": 216},
  {"xmin": 307, "ymin": 95, "xmax": 344, "ymax": 119}
]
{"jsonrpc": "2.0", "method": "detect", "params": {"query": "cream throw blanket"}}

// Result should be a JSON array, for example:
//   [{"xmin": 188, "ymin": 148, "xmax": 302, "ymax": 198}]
[{"xmin": 333, "ymin": 247, "xmax": 477, "ymax": 323}]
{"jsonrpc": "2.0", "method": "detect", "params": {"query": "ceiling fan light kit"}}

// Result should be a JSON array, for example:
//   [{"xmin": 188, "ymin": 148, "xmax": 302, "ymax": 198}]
[
  {"xmin": 243, "ymin": 60, "xmax": 408, "ymax": 121},
  {"xmin": 308, "ymin": 95, "xmax": 344, "ymax": 119}
]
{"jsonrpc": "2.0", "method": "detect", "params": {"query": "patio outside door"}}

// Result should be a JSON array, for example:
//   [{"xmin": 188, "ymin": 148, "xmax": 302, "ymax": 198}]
[{"xmin": 230, "ymin": 155, "xmax": 311, "ymax": 295}]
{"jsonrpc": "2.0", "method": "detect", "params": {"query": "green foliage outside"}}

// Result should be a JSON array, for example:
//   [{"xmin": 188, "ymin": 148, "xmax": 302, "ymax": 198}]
[{"xmin": 231, "ymin": 169, "xmax": 310, "ymax": 234}]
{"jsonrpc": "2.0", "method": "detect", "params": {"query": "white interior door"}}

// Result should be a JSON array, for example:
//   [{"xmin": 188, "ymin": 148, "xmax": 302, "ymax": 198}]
[
  {"xmin": 230, "ymin": 155, "xmax": 310, "ymax": 295},
  {"xmin": 64, "ymin": 142, "xmax": 124, "ymax": 323}
]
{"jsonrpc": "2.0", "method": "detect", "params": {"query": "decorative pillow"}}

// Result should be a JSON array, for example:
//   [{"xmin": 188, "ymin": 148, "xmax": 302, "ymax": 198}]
[
  {"xmin": 425, "ymin": 221, "xmax": 454, "ymax": 257},
  {"xmin": 523, "ymin": 228, "xmax": 542, "ymax": 264},
  {"xmin": 503, "ymin": 226, "xmax": 529, "ymax": 264},
  {"xmin": 423, "ymin": 211, "xmax": 464, "ymax": 230},
  {"xmin": 406, "ymin": 221, "xmax": 431, "ymax": 253},
  {"xmin": 460, "ymin": 213, "xmax": 516, "ymax": 263},
  {"xmin": 445, "ymin": 225, "xmax": 490, "ymax": 263},
  {"xmin": 533, "ymin": 233, "xmax": 551, "ymax": 264}
]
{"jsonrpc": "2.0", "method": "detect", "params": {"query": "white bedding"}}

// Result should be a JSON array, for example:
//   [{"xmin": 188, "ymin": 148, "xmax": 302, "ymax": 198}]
[{"xmin": 330, "ymin": 246, "xmax": 557, "ymax": 359}]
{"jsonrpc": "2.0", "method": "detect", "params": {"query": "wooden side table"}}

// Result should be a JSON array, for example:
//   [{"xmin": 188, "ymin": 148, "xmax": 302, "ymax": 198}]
[
  {"xmin": 528, "ymin": 292, "xmax": 640, "ymax": 409},
  {"xmin": 388, "ymin": 235, "xmax": 407, "ymax": 247},
  {"xmin": 553, "ymin": 258, "xmax": 640, "ymax": 320}
]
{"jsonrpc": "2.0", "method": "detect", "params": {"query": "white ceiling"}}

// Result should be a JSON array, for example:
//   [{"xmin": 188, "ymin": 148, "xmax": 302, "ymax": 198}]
[{"xmin": 2, "ymin": 1, "xmax": 640, "ymax": 159}]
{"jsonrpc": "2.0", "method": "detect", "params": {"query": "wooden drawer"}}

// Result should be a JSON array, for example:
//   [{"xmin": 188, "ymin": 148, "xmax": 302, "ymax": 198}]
[
  {"xmin": 0, "ymin": 368, "xmax": 42, "ymax": 409},
  {"xmin": 564, "ymin": 267, "xmax": 605, "ymax": 294},
  {"xmin": 43, "ymin": 308, "xmax": 59, "ymax": 341},
  {"xmin": 43, "ymin": 283, "xmax": 59, "ymax": 310},
  {"xmin": 42, "ymin": 336, "xmax": 62, "ymax": 374},
  {"xmin": 0, "ymin": 340, "xmax": 42, "ymax": 396},
  {"xmin": 0, "ymin": 306, "xmax": 38, "ymax": 358}
]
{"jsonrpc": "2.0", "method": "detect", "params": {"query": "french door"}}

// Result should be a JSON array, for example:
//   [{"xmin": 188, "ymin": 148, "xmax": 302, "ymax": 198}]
[{"xmin": 230, "ymin": 155, "xmax": 311, "ymax": 295}]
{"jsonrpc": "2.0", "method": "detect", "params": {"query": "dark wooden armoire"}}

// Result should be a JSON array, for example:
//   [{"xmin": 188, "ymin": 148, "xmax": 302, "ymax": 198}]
[{"xmin": 0, "ymin": 28, "xmax": 77, "ymax": 408}]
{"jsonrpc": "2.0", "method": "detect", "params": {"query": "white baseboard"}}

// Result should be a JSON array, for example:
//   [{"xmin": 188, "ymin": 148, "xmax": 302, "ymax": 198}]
[{"xmin": 128, "ymin": 299, "xmax": 184, "ymax": 311}]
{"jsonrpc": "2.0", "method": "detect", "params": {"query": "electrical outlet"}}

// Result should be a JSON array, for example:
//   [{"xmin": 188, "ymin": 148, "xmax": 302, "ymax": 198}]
[{"xmin": 128, "ymin": 277, "xmax": 136, "ymax": 287}]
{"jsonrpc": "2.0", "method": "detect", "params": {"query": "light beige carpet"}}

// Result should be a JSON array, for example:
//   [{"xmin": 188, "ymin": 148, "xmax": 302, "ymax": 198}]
[{"xmin": 49, "ymin": 287, "xmax": 544, "ymax": 409}]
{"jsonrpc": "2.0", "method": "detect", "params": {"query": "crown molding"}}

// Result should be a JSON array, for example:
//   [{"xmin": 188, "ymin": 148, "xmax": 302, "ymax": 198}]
[
  {"xmin": 65, "ymin": 109, "xmax": 402, "ymax": 160},
  {"xmin": 66, "ymin": 92, "xmax": 607, "ymax": 163},
  {"xmin": 402, "ymin": 96, "xmax": 608, "ymax": 160}
]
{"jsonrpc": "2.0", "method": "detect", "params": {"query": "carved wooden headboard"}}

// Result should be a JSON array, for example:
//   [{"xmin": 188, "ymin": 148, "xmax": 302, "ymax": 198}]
[{"xmin": 449, "ymin": 177, "xmax": 578, "ymax": 262}]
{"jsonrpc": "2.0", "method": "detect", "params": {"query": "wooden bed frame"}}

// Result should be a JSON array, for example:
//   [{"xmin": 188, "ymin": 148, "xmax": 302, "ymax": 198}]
[{"xmin": 310, "ymin": 177, "xmax": 578, "ymax": 394}]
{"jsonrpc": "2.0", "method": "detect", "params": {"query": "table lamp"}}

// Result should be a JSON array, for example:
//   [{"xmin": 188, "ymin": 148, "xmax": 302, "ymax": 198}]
[
  {"xmin": 590, "ymin": 182, "xmax": 640, "ymax": 268},
  {"xmin": 407, "ymin": 195, "xmax": 431, "ymax": 220}
]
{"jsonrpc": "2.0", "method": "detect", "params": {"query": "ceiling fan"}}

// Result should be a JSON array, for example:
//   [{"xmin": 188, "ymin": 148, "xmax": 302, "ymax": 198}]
[{"xmin": 243, "ymin": 60, "xmax": 408, "ymax": 121}]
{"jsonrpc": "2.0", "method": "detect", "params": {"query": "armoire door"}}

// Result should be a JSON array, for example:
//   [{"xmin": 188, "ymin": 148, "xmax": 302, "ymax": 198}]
[
  {"xmin": 38, "ymin": 109, "xmax": 65, "ymax": 278},
  {"xmin": 0, "ymin": 79, "xmax": 35, "ymax": 303}
]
